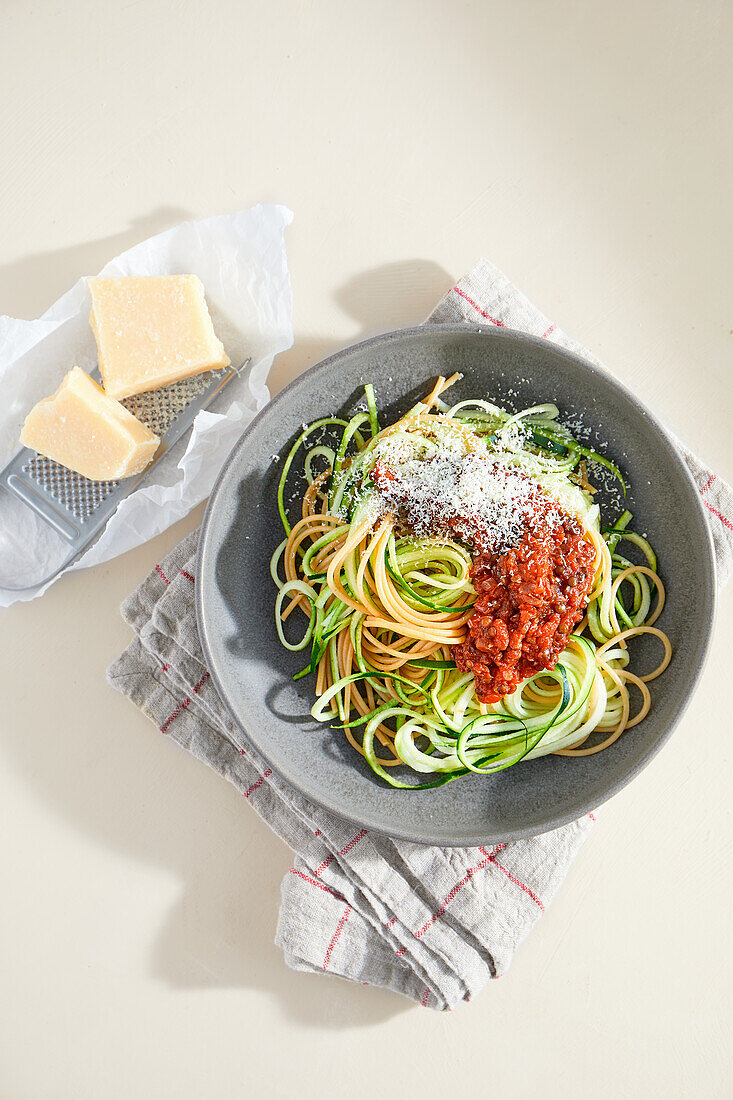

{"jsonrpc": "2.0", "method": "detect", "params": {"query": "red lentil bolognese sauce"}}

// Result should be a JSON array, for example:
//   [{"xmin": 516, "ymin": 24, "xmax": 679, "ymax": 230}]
[
  {"xmin": 373, "ymin": 447, "xmax": 598, "ymax": 703},
  {"xmin": 454, "ymin": 507, "xmax": 597, "ymax": 702}
]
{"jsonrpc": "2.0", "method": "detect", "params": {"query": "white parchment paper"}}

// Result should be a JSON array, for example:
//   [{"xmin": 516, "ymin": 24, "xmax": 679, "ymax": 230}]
[{"xmin": 0, "ymin": 205, "xmax": 293, "ymax": 606}]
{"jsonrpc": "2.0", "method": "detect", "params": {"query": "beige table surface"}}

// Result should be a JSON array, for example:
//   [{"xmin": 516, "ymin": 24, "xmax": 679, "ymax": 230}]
[{"xmin": 2, "ymin": 2, "xmax": 732, "ymax": 1097}]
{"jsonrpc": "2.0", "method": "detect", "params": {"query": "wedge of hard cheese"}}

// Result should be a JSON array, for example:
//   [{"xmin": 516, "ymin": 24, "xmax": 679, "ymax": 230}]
[
  {"xmin": 20, "ymin": 367, "xmax": 160, "ymax": 481},
  {"xmin": 88, "ymin": 274, "xmax": 230, "ymax": 400}
]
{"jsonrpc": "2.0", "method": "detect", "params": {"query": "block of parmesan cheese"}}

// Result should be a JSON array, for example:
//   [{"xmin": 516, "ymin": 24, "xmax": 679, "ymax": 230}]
[
  {"xmin": 88, "ymin": 274, "xmax": 230, "ymax": 400},
  {"xmin": 20, "ymin": 367, "xmax": 160, "ymax": 481}
]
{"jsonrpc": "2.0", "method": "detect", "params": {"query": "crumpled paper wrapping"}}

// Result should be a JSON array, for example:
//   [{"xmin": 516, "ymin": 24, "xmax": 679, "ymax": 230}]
[{"xmin": 0, "ymin": 205, "xmax": 293, "ymax": 606}]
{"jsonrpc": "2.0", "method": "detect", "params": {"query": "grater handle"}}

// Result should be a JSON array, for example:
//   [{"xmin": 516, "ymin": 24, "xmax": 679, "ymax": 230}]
[
  {"xmin": 0, "ymin": 559, "xmax": 78, "ymax": 594},
  {"xmin": 0, "ymin": 483, "xmax": 80, "ymax": 593}
]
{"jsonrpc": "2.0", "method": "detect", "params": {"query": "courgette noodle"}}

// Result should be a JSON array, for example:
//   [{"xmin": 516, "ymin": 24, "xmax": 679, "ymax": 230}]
[{"xmin": 270, "ymin": 376, "xmax": 672, "ymax": 787}]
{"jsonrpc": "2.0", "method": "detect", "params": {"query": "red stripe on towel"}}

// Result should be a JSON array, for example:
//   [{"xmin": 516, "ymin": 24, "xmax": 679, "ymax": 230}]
[
  {"xmin": 491, "ymin": 859, "xmax": 544, "ymax": 911},
  {"xmin": 315, "ymin": 829, "xmax": 368, "ymax": 876},
  {"xmin": 703, "ymin": 500, "xmax": 733, "ymax": 532},
  {"xmin": 479, "ymin": 846, "xmax": 544, "ymax": 910},
  {"xmin": 289, "ymin": 868, "xmax": 345, "ymax": 901},
  {"xmin": 452, "ymin": 286, "xmax": 505, "ymax": 327},
  {"xmin": 159, "ymin": 672, "xmax": 210, "ymax": 733},
  {"xmin": 243, "ymin": 770, "xmax": 272, "ymax": 798},
  {"xmin": 414, "ymin": 845, "xmax": 505, "ymax": 938},
  {"xmin": 323, "ymin": 905, "xmax": 352, "ymax": 970}
]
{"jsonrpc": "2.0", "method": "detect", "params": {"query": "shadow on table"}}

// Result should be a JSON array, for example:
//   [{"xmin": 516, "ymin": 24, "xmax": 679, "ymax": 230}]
[
  {"xmin": 147, "ymin": 806, "xmax": 409, "ymax": 1028},
  {"xmin": 267, "ymin": 257, "xmax": 454, "ymax": 397},
  {"xmin": 0, "ymin": 246, "xmax": 454, "ymax": 1029},
  {"xmin": 0, "ymin": 206, "xmax": 193, "ymax": 317}
]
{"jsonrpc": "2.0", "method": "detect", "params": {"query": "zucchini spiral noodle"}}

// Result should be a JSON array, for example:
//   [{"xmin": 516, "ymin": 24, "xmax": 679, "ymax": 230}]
[{"xmin": 270, "ymin": 376, "xmax": 672, "ymax": 789}]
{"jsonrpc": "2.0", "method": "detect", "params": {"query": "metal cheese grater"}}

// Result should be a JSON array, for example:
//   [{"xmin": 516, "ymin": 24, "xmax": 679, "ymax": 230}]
[{"xmin": 0, "ymin": 363, "xmax": 244, "ymax": 592}]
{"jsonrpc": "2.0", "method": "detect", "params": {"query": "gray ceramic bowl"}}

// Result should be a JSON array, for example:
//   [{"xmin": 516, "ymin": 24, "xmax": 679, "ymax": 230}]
[{"xmin": 196, "ymin": 325, "xmax": 716, "ymax": 845}]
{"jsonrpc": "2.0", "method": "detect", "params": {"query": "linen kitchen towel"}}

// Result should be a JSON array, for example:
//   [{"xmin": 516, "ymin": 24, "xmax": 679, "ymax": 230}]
[{"xmin": 108, "ymin": 261, "xmax": 733, "ymax": 1009}]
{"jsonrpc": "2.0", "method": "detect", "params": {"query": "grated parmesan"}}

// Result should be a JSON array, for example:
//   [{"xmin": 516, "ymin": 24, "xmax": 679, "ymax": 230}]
[{"xmin": 370, "ymin": 446, "xmax": 564, "ymax": 551}]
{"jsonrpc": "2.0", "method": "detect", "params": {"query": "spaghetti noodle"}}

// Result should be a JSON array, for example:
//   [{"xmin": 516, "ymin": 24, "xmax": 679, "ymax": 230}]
[{"xmin": 271, "ymin": 376, "xmax": 672, "ymax": 788}]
